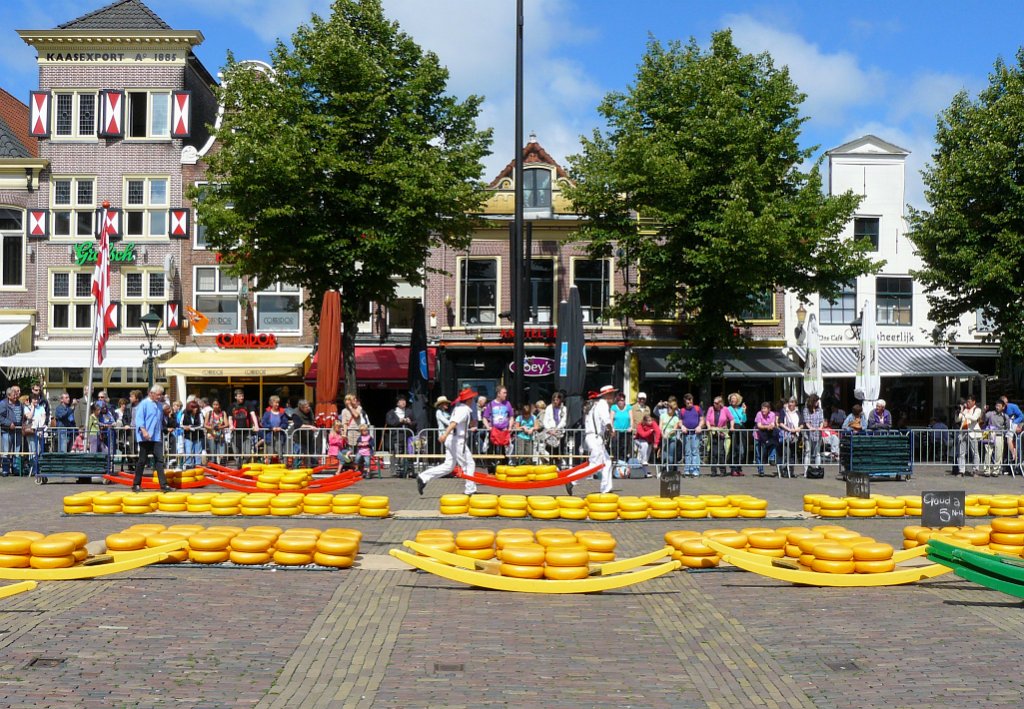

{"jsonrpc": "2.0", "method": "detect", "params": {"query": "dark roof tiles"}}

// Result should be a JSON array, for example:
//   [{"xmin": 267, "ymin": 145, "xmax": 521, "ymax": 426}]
[{"xmin": 56, "ymin": 0, "xmax": 171, "ymax": 30}]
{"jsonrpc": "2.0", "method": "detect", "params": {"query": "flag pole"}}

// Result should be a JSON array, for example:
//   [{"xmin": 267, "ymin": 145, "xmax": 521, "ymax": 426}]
[{"xmin": 84, "ymin": 203, "xmax": 105, "ymax": 404}]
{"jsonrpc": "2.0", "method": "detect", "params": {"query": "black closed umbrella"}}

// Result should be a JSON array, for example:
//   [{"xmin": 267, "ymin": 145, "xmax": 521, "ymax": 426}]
[
  {"xmin": 407, "ymin": 302, "xmax": 430, "ymax": 433},
  {"xmin": 556, "ymin": 285, "xmax": 587, "ymax": 427}
]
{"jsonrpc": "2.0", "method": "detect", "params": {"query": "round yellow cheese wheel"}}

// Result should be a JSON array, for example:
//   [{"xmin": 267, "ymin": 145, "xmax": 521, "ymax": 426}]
[
  {"xmin": 990, "ymin": 517, "xmax": 1024, "ymax": 534},
  {"xmin": 468, "ymin": 494, "xmax": 499, "ymax": 509},
  {"xmin": 664, "ymin": 530, "xmax": 701, "ymax": 546},
  {"xmin": 747, "ymin": 532, "xmax": 786, "ymax": 550},
  {"xmin": 737, "ymin": 498, "xmax": 768, "ymax": 510},
  {"xmin": 187, "ymin": 534, "xmax": 230, "ymax": 551},
  {"xmin": 679, "ymin": 554, "xmax": 720, "ymax": 569},
  {"xmin": 817, "ymin": 498, "xmax": 848, "ymax": 511},
  {"xmin": 784, "ymin": 544, "xmax": 802, "ymax": 558},
  {"xmin": 467, "ymin": 508, "xmax": 498, "ymax": 517},
  {"xmin": 456, "ymin": 547, "xmax": 495, "ymax": 560},
  {"xmin": 987, "ymin": 543, "xmax": 1024, "ymax": 555},
  {"xmin": 313, "ymin": 552, "xmax": 354, "ymax": 568},
  {"xmin": 953, "ymin": 530, "xmax": 989, "ymax": 546},
  {"xmin": 0, "ymin": 537, "xmax": 32, "ymax": 555},
  {"xmin": 902, "ymin": 540, "xmax": 919, "ymax": 550},
  {"xmin": 229, "ymin": 550, "xmax": 271, "ymax": 565},
  {"xmin": 30, "ymin": 538, "xmax": 76, "ymax": 558},
  {"xmin": 275, "ymin": 536, "xmax": 316, "ymax": 553},
  {"xmin": 455, "ymin": 530, "xmax": 495, "ymax": 550},
  {"xmin": 852, "ymin": 543, "xmax": 894, "ymax": 561},
  {"xmin": 499, "ymin": 562, "xmax": 545, "ymax": 579},
  {"xmin": 812, "ymin": 543, "xmax": 854, "ymax": 561},
  {"xmin": 990, "ymin": 531, "xmax": 1024, "ymax": 546},
  {"xmin": 585, "ymin": 511, "xmax": 615, "ymax": 521},
  {"xmin": 333, "ymin": 506, "xmax": 361, "ymax": 515},
  {"xmin": 679, "ymin": 539, "xmax": 716, "ymax": 556},
  {"xmin": 30, "ymin": 554, "xmax": 75, "ymax": 569},
  {"xmin": 211, "ymin": 507, "xmax": 241, "ymax": 516},
  {"xmin": 157, "ymin": 503, "xmax": 187, "ymax": 513},
  {"xmin": 359, "ymin": 496, "xmax": 390, "ymax": 509},
  {"xmin": 543, "ymin": 565, "xmax": 590, "ymax": 580},
  {"xmin": 358, "ymin": 508, "xmax": 390, "ymax": 518},
  {"xmin": 846, "ymin": 498, "xmax": 877, "ymax": 510},
  {"xmin": 230, "ymin": 535, "xmax": 273, "ymax": 553},
  {"xmin": 709, "ymin": 507, "xmax": 740, "ymax": 518},
  {"xmin": 315, "ymin": 537, "xmax": 358, "ymax": 556},
  {"xmin": 556, "ymin": 508, "xmax": 585, "ymax": 520},
  {"xmin": 556, "ymin": 496, "xmax": 586, "ymax": 509},
  {"xmin": 0, "ymin": 553, "xmax": 30, "ymax": 568},
  {"xmin": 302, "ymin": 506, "xmax": 332, "ymax": 515},
  {"xmin": 63, "ymin": 505, "xmax": 92, "ymax": 515},
  {"xmin": 545, "ymin": 545, "xmax": 590, "ymax": 567},
  {"xmin": 586, "ymin": 502, "xmax": 619, "ymax": 513},
  {"xmin": 575, "ymin": 536, "xmax": 616, "ymax": 553},
  {"xmin": 500, "ymin": 545, "xmax": 546, "ymax": 566},
  {"xmin": 903, "ymin": 525, "xmax": 927, "ymax": 540},
  {"xmin": 189, "ymin": 549, "xmax": 230, "ymax": 564},
  {"xmin": 847, "ymin": 509, "xmax": 877, "ymax": 518},
  {"xmin": 586, "ymin": 493, "xmax": 619, "ymax": 504},
  {"xmin": 747, "ymin": 547, "xmax": 785, "ymax": 558},
  {"xmin": 712, "ymin": 533, "xmax": 749, "ymax": 549},
  {"xmin": 854, "ymin": 559, "xmax": 896, "ymax": 574},
  {"xmin": 677, "ymin": 499, "xmax": 707, "ymax": 512},
  {"xmin": 269, "ymin": 507, "xmax": 302, "ymax": 517},
  {"xmin": 45, "ymin": 532, "xmax": 87, "ymax": 550},
  {"xmin": 810, "ymin": 558, "xmax": 855, "ymax": 574},
  {"xmin": 273, "ymin": 550, "xmax": 314, "ymax": 566}
]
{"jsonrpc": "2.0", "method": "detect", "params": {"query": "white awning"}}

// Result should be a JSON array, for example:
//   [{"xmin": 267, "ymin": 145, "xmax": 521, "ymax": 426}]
[
  {"xmin": 794, "ymin": 346, "xmax": 978, "ymax": 378},
  {"xmin": 0, "ymin": 348, "xmax": 146, "ymax": 374},
  {"xmin": 160, "ymin": 348, "xmax": 310, "ymax": 378},
  {"xmin": 0, "ymin": 324, "xmax": 29, "ymax": 358}
]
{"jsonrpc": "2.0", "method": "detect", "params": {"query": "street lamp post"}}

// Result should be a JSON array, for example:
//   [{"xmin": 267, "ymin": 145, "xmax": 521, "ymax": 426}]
[{"xmin": 139, "ymin": 311, "xmax": 163, "ymax": 391}]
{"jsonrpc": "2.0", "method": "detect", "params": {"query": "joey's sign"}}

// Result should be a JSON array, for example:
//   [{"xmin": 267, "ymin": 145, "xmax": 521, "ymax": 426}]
[
  {"xmin": 508, "ymin": 357, "xmax": 555, "ymax": 378},
  {"xmin": 216, "ymin": 333, "xmax": 278, "ymax": 349}
]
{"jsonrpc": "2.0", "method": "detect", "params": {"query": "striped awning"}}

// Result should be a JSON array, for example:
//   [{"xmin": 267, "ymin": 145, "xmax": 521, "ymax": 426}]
[{"xmin": 796, "ymin": 346, "xmax": 978, "ymax": 378}]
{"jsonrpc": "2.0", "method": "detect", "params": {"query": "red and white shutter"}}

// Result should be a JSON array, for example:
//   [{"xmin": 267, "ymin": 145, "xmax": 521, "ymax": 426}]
[
  {"xmin": 99, "ymin": 90, "xmax": 125, "ymax": 138},
  {"xmin": 166, "ymin": 302, "xmax": 181, "ymax": 330},
  {"xmin": 108, "ymin": 302, "xmax": 120, "ymax": 333},
  {"xmin": 27, "ymin": 209, "xmax": 48, "ymax": 238},
  {"xmin": 101, "ymin": 207, "xmax": 122, "ymax": 240},
  {"xmin": 169, "ymin": 208, "xmax": 190, "ymax": 238},
  {"xmin": 29, "ymin": 91, "xmax": 50, "ymax": 137},
  {"xmin": 171, "ymin": 91, "xmax": 191, "ymax": 138}
]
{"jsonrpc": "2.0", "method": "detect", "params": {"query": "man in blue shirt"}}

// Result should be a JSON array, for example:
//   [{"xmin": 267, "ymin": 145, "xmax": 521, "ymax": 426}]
[
  {"xmin": 1000, "ymin": 395, "xmax": 1023, "ymax": 475},
  {"xmin": 132, "ymin": 386, "xmax": 172, "ymax": 492},
  {"xmin": 54, "ymin": 392, "xmax": 76, "ymax": 452}
]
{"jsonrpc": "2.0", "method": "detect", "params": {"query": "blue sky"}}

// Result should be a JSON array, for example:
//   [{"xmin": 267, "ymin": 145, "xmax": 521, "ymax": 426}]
[{"xmin": 3, "ymin": 0, "xmax": 1024, "ymax": 208}]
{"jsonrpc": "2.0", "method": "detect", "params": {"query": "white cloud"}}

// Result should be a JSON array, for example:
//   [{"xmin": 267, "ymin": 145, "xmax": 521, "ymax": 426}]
[
  {"xmin": 725, "ymin": 13, "xmax": 887, "ymax": 125},
  {"xmin": 177, "ymin": 0, "xmax": 332, "ymax": 43},
  {"xmin": 888, "ymin": 72, "xmax": 967, "ymax": 123}
]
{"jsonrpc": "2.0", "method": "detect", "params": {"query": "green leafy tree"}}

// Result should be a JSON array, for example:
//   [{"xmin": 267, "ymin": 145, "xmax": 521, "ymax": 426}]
[
  {"xmin": 195, "ymin": 0, "xmax": 491, "ymax": 392},
  {"xmin": 566, "ymin": 31, "xmax": 873, "ymax": 382},
  {"xmin": 907, "ymin": 50, "xmax": 1024, "ymax": 356}
]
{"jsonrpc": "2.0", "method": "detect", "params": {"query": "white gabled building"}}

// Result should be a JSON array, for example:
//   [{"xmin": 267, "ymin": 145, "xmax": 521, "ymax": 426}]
[{"xmin": 785, "ymin": 134, "xmax": 989, "ymax": 425}]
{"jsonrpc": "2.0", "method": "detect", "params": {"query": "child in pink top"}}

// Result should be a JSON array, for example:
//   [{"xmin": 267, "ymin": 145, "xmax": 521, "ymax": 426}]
[
  {"xmin": 354, "ymin": 424, "xmax": 376, "ymax": 478},
  {"xmin": 328, "ymin": 420, "xmax": 346, "ymax": 473}
]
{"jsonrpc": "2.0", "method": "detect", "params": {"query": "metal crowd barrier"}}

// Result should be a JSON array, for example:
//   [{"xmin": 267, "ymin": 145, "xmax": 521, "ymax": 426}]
[{"xmin": 11, "ymin": 424, "xmax": 1021, "ymax": 479}]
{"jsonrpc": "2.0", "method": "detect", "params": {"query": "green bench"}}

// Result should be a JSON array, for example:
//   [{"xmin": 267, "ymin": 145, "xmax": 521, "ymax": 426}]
[{"xmin": 35, "ymin": 452, "xmax": 111, "ymax": 485}]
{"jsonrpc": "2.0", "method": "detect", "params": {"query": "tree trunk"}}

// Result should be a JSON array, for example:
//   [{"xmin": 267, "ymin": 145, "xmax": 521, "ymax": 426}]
[{"xmin": 341, "ymin": 306, "xmax": 358, "ymax": 398}]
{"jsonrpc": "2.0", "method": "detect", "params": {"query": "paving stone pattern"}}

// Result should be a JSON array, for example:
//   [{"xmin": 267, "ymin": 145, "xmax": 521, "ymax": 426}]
[{"xmin": 0, "ymin": 465, "xmax": 1019, "ymax": 706}]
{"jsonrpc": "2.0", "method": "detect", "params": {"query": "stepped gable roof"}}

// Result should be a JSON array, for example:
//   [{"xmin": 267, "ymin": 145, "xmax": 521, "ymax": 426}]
[
  {"xmin": 0, "ymin": 89, "xmax": 33, "ymax": 158},
  {"xmin": 56, "ymin": 0, "xmax": 171, "ymax": 30},
  {"xmin": 488, "ymin": 134, "xmax": 569, "ymax": 188}
]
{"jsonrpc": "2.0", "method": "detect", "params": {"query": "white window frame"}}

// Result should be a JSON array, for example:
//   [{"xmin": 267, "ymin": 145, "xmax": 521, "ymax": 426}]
[
  {"xmin": 876, "ymin": 276, "xmax": 913, "ymax": 326},
  {"xmin": 456, "ymin": 256, "xmax": 501, "ymax": 328},
  {"xmin": 526, "ymin": 255, "xmax": 557, "ymax": 325},
  {"xmin": 254, "ymin": 282, "xmax": 303, "ymax": 335},
  {"xmin": 571, "ymin": 257, "xmax": 614, "ymax": 326},
  {"xmin": 0, "ymin": 208, "xmax": 25, "ymax": 291},
  {"xmin": 382, "ymin": 281, "xmax": 422, "ymax": 334},
  {"xmin": 523, "ymin": 167, "xmax": 552, "ymax": 210},
  {"xmin": 52, "ymin": 90, "xmax": 98, "ymax": 140},
  {"xmin": 126, "ymin": 90, "xmax": 171, "ymax": 139},
  {"xmin": 50, "ymin": 176, "xmax": 96, "ymax": 240},
  {"xmin": 124, "ymin": 175, "xmax": 169, "ymax": 239},
  {"xmin": 193, "ymin": 265, "xmax": 240, "ymax": 334},
  {"xmin": 121, "ymin": 269, "xmax": 168, "ymax": 333},
  {"xmin": 49, "ymin": 269, "xmax": 93, "ymax": 332}
]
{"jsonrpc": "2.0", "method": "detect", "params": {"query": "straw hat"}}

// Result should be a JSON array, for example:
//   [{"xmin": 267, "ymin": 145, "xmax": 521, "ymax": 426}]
[{"xmin": 434, "ymin": 396, "xmax": 451, "ymax": 408}]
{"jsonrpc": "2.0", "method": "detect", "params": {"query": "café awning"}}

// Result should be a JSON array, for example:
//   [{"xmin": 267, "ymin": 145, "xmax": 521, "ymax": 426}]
[
  {"xmin": 795, "ymin": 345, "xmax": 978, "ymax": 378},
  {"xmin": 0, "ymin": 347, "xmax": 145, "ymax": 375},
  {"xmin": 304, "ymin": 346, "xmax": 437, "ymax": 385},
  {"xmin": 638, "ymin": 348, "xmax": 802, "ymax": 380},
  {"xmin": 160, "ymin": 348, "xmax": 310, "ymax": 378}
]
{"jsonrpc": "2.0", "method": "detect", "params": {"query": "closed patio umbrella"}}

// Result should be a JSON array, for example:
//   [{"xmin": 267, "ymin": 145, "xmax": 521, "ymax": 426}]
[
  {"xmin": 803, "ymin": 313, "xmax": 823, "ymax": 397},
  {"xmin": 314, "ymin": 290, "xmax": 341, "ymax": 417},
  {"xmin": 854, "ymin": 299, "xmax": 880, "ymax": 407}
]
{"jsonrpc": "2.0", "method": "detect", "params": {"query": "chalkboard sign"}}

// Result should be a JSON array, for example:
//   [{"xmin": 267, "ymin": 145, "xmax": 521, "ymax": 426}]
[
  {"xmin": 921, "ymin": 490, "xmax": 966, "ymax": 527},
  {"xmin": 845, "ymin": 472, "xmax": 870, "ymax": 499},
  {"xmin": 660, "ymin": 469, "xmax": 680, "ymax": 499}
]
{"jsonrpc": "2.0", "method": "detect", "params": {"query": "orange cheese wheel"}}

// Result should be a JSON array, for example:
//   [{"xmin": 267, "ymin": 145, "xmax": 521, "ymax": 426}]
[
  {"xmin": 588, "ymin": 511, "xmax": 618, "ymax": 521},
  {"xmin": 187, "ymin": 534, "xmax": 231, "ymax": 552},
  {"xmin": 748, "ymin": 547, "xmax": 786, "ymax": 558},
  {"xmin": 799, "ymin": 553, "xmax": 816, "ymax": 567},
  {"xmin": 837, "ymin": 537, "xmax": 877, "ymax": 548},
  {"xmin": 48, "ymin": 532, "xmax": 88, "ymax": 549},
  {"xmin": 797, "ymin": 536, "xmax": 827, "ymax": 554},
  {"xmin": 788, "ymin": 530, "xmax": 824, "ymax": 545},
  {"xmin": 315, "ymin": 537, "xmax": 358, "ymax": 556},
  {"xmin": 439, "ymin": 494, "xmax": 470, "ymax": 507},
  {"xmin": 313, "ymin": 552, "xmax": 354, "ymax": 568},
  {"xmin": 712, "ymin": 533, "xmax": 749, "ymax": 549},
  {"xmin": 30, "ymin": 555, "xmax": 75, "ymax": 569},
  {"xmin": 556, "ymin": 496, "xmax": 586, "ymax": 509},
  {"xmin": 415, "ymin": 540, "xmax": 456, "ymax": 554},
  {"xmin": 588, "ymin": 551, "xmax": 616, "ymax": 563},
  {"xmin": 29, "ymin": 538, "xmax": 76, "ymax": 558},
  {"xmin": 915, "ymin": 530, "xmax": 938, "ymax": 544},
  {"xmin": 275, "ymin": 536, "xmax": 316, "ymax": 553},
  {"xmin": 500, "ymin": 563, "xmax": 545, "ymax": 579},
  {"xmin": 189, "ymin": 549, "xmax": 230, "ymax": 564},
  {"xmin": 0, "ymin": 553, "xmax": 30, "ymax": 568},
  {"xmin": 852, "ymin": 543, "xmax": 894, "ymax": 561},
  {"xmin": 495, "ymin": 534, "xmax": 534, "ymax": 549},
  {"xmin": 679, "ymin": 555, "xmax": 720, "ymax": 569},
  {"xmin": 586, "ymin": 502, "xmax": 619, "ymax": 513},
  {"xmin": 105, "ymin": 532, "xmax": 148, "ymax": 551},
  {"xmin": 545, "ymin": 545, "xmax": 590, "ymax": 567},
  {"xmin": 824, "ymin": 530, "xmax": 861, "ymax": 542},
  {"xmin": 273, "ymin": 551, "xmax": 314, "ymax": 566},
  {"xmin": 812, "ymin": 543, "xmax": 854, "ymax": 561},
  {"xmin": 500, "ymin": 545, "xmax": 546, "ymax": 566},
  {"xmin": 543, "ymin": 565, "xmax": 590, "ymax": 580},
  {"xmin": 229, "ymin": 550, "xmax": 271, "ymax": 565},
  {"xmin": 536, "ymin": 534, "xmax": 577, "ymax": 548},
  {"xmin": 876, "ymin": 508, "xmax": 906, "ymax": 518},
  {"xmin": 455, "ymin": 530, "xmax": 496, "ymax": 550},
  {"xmin": 953, "ymin": 531, "xmax": 990, "ymax": 546},
  {"xmin": 665, "ymin": 530, "xmax": 701, "ymax": 546},
  {"xmin": 0, "ymin": 537, "xmax": 31, "ymax": 555},
  {"xmin": 455, "ymin": 547, "xmax": 495, "ymax": 560},
  {"xmin": 990, "ymin": 517, "xmax": 1024, "ymax": 534},
  {"xmin": 679, "ymin": 539, "xmax": 716, "ymax": 556},
  {"xmin": 811, "ymin": 558, "xmax": 855, "ymax": 574},
  {"xmin": 6, "ymin": 531, "xmax": 45, "ymax": 541},
  {"xmin": 990, "ymin": 532, "xmax": 1024, "ymax": 546},
  {"xmin": 498, "ymin": 496, "xmax": 529, "ymax": 510},
  {"xmin": 146, "ymin": 532, "xmax": 187, "ymax": 547},
  {"xmin": 574, "ymin": 535, "xmax": 616, "ymax": 553},
  {"xmin": 230, "ymin": 535, "xmax": 273, "ymax": 553},
  {"xmin": 987, "ymin": 543, "xmax": 1024, "ymax": 555},
  {"xmin": 678, "ymin": 499, "xmax": 707, "ymax": 511},
  {"xmin": 902, "ymin": 540, "xmax": 919, "ymax": 550},
  {"xmin": 559, "ymin": 508, "xmax": 588, "ymax": 520},
  {"xmin": 709, "ymin": 507, "xmax": 741, "ymax": 518},
  {"xmin": 747, "ymin": 532, "xmax": 787, "ymax": 550},
  {"xmin": 855, "ymin": 559, "xmax": 896, "ymax": 574},
  {"xmin": 784, "ymin": 544, "xmax": 802, "ymax": 558}
]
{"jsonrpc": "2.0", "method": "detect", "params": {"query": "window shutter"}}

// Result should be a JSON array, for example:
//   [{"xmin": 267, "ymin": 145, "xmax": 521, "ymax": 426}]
[
  {"xmin": 28, "ymin": 91, "xmax": 50, "ymax": 137},
  {"xmin": 100, "ymin": 207, "xmax": 122, "ymax": 240},
  {"xmin": 27, "ymin": 209, "xmax": 48, "ymax": 239},
  {"xmin": 168, "ymin": 208, "xmax": 190, "ymax": 238},
  {"xmin": 108, "ymin": 302, "xmax": 120, "ymax": 332},
  {"xmin": 171, "ymin": 91, "xmax": 191, "ymax": 138},
  {"xmin": 166, "ymin": 302, "xmax": 181, "ymax": 330},
  {"xmin": 98, "ymin": 90, "xmax": 125, "ymax": 138}
]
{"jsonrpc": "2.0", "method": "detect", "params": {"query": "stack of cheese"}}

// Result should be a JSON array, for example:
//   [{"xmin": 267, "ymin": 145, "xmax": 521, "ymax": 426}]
[
  {"xmin": 493, "ymin": 465, "xmax": 559, "ymax": 482},
  {"xmin": 0, "ymin": 531, "xmax": 89, "ymax": 569},
  {"xmin": 159, "ymin": 468, "xmax": 205, "ymax": 487},
  {"xmin": 497, "ymin": 495, "xmax": 528, "ymax": 519},
  {"xmin": 439, "ymin": 494, "xmax": 470, "ymax": 515}
]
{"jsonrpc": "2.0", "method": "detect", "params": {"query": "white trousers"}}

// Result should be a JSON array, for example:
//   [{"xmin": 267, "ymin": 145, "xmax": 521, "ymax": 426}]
[
  {"xmin": 585, "ymin": 433, "xmax": 613, "ymax": 494},
  {"xmin": 419, "ymin": 437, "xmax": 476, "ymax": 494}
]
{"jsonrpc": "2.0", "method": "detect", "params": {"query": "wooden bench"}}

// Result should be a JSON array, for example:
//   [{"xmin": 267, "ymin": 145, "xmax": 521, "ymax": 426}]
[
  {"xmin": 840, "ymin": 433, "xmax": 913, "ymax": 481},
  {"xmin": 36, "ymin": 452, "xmax": 110, "ymax": 484}
]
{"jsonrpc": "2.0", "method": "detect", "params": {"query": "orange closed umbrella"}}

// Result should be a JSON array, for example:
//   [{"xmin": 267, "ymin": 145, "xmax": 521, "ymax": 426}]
[{"xmin": 315, "ymin": 290, "xmax": 341, "ymax": 417}]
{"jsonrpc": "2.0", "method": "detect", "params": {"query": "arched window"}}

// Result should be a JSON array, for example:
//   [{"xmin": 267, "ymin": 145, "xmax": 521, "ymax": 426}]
[
  {"xmin": 523, "ymin": 168, "xmax": 551, "ymax": 209},
  {"xmin": 0, "ymin": 208, "xmax": 24, "ymax": 288}
]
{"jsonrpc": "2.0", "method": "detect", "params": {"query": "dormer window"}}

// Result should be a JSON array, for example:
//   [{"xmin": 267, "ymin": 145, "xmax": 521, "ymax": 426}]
[{"xmin": 523, "ymin": 168, "xmax": 551, "ymax": 209}]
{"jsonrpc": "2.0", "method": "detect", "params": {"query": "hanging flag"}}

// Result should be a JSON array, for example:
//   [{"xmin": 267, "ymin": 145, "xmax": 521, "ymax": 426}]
[
  {"xmin": 91, "ymin": 208, "xmax": 118, "ymax": 365},
  {"xmin": 184, "ymin": 305, "xmax": 210, "ymax": 335}
]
